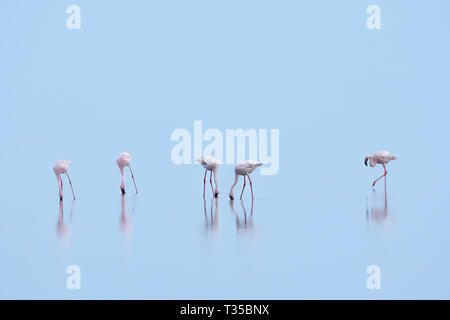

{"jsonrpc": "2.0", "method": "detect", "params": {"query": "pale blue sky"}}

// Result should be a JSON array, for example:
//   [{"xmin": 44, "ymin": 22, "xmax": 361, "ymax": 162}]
[{"xmin": 1, "ymin": 1, "xmax": 450, "ymax": 299}]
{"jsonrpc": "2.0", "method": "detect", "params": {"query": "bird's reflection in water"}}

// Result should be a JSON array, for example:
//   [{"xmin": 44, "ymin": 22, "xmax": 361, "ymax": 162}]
[
  {"xmin": 120, "ymin": 194, "xmax": 136, "ymax": 249},
  {"xmin": 229, "ymin": 199, "xmax": 254, "ymax": 234},
  {"xmin": 57, "ymin": 200, "xmax": 74, "ymax": 252},
  {"xmin": 203, "ymin": 198, "xmax": 219, "ymax": 237},
  {"xmin": 366, "ymin": 183, "xmax": 393, "ymax": 230}
]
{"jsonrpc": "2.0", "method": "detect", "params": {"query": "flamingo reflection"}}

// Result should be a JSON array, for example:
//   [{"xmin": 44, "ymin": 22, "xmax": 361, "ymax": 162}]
[
  {"xmin": 366, "ymin": 180, "xmax": 392, "ymax": 228},
  {"xmin": 57, "ymin": 200, "xmax": 74, "ymax": 249},
  {"xmin": 120, "ymin": 194, "xmax": 135, "ymax": 245},
  {"xmin": 229, "ymin": 199, "xmax": 254, "ymax": 232},
  {"xmin": 203, "ymin": 198, "xmax": 220, "ymax": 231}
]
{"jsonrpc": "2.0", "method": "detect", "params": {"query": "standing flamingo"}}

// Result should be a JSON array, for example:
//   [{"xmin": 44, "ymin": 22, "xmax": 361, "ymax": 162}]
[
  {"xmin": 196, "ymin": 156, "xmax": 220, "ymax": 199},
  {"xmin": 53, "ymin": 159, "xmax": 76, "ymax": 201},
  {"xmin": 364, "ymin": 151, "xmax": 397, "ymax": 187},
  {"xmin": 229, "ymin": 160, "xmax": 263, "ymax": 200},
  {"xmin": 117, "ymin": 152, "xmax": 138, "ymax": 194}
]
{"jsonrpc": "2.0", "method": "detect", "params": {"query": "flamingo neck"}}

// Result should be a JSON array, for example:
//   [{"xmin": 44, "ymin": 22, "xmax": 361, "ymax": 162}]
[
  {"xmin": 213, "ymin": 169, "xmax": 219, "ymax": 192},
  {"xmin": 229, "ymin": 173, "xmax": 239, "ymax": 194},
  {"xmin": 370, "ymin": 157, "xmax": 377, "ymax": 167},
  {"xmin": 120, "ymin": 167, "xmax": 126, "ymax": 187}
]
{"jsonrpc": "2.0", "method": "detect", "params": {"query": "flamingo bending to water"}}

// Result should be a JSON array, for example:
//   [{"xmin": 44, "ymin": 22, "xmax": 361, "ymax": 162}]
[
  {"xmin": 53, "ymin": 159, "xmax": 75, "ymax": 201},
  {"xmin": 196, "ymin": 156, "xmax": 219, "ymax": 199},
  {"xmin": 365, "ymin": 151, "xmax": 397, "ymax": 187},
  {"xmin": 229, "ymin": 160, "xmax": 263, "ymax": 200},
  {"xmin": 117, "ymin": 152, "xmax": 138, "ymax": 194}
]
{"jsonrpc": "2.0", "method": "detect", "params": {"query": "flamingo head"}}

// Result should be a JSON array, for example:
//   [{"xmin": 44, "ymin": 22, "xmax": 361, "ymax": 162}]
[{"xmin": 364, "ymin": 155, "xmax": 371, "ymax": 167}]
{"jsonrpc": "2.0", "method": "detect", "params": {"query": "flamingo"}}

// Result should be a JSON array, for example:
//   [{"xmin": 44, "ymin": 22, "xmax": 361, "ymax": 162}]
[
  {"xmin": 229, "ymin": 160, "xmax": 263, "ymax": 200},
  {"xmin": 364, "ymin": 151, "xmax": 397, "ymax": 187},
  {"xmin": 196, "ymin": 156, "xmax": 220, "ymax": 199},
  {"xmin": 117, "ymin": 152, "xmax": 138, "ymax": 194},
  {"xmin": 53, "ymin": 159, "xmax": 75, "ymax": 201}
]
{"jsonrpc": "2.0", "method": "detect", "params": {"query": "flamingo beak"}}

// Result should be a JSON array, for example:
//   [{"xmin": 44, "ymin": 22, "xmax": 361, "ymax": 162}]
[{"xmin": 364, "ymin": 158, "xmax": 368, "ymax": 166}]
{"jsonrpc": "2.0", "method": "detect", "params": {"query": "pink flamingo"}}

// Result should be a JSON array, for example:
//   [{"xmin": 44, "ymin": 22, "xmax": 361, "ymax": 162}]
[
  {"xmin": 117, "ymin": 152, "xmax": 138, "ymax": 194},
  {"xmin": 196, "ymin": 156, "xmax": 220, "ymax": 199},
  {"xmin": 53, "ymin": 159, "xmax": 75, "ymax": 201},
  {"xmin": 229, "ymin": 160, "xmax": 263, "ymax": 200},
  {"xmin": 365, "ymin": 151, "xmax": 397, "ymax": 187}
]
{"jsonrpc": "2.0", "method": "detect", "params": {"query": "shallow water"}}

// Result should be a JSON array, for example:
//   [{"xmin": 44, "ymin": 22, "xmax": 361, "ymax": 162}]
[
  {"xmin": 2, "ymin": 165, "xmax": 450, "ymax": 299},
  {"xmin": 1, "ymin": 1, "xmax": 450, "ymax": 299}
]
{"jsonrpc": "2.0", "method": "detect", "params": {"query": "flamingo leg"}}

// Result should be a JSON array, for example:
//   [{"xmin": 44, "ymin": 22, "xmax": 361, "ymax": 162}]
[
  {"xmin": 128, "ymin": 165, "xmax": 138, "ymax": 194},
  {"xmin": 240, "ymin": 175, "xmax": 246, "ymax": 200},
  {"xmin": 372, "ymin": 164, "xmax": 387, "ymax": 187},
  {"xmin": 247, "ymin": 174, "xmax": 254, "ymax": 200},
  {"xmin": 66, "ymin": 172, "xmax": 76, "ymax": 201},
  {"xmin": 209, "ymin": 171, "xmax": 214, "ymax": 196},
  {"xmin": 203, "ymin": 169, "xmax": 207, "ymax": 200}
]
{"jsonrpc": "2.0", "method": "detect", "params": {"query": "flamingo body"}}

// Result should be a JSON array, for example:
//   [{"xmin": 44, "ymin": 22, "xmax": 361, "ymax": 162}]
[
  {"xmin": 197, "ymin": 155, "xmax": 219, "ymax": 171},
  {"xmin": 234, "ymin": 160, "xmax": 262, "ymax": 176},
  {"xmin": 365, "ymin": 151, "xmax": 397, "ymax": 167},
  {"xmin": 53, "ymin": 159, "xmax": 71, "ymax": 175},
  {"xmin": 117, "ymin": 152, "xmax": 132, "ymax": 168}
]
